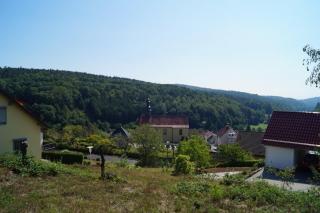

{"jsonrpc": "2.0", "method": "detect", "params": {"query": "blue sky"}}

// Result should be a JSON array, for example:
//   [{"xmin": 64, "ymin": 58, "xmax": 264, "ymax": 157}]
[{"xmin": 0, "ymin": 0, "xmax": 320, "ymax": 99}]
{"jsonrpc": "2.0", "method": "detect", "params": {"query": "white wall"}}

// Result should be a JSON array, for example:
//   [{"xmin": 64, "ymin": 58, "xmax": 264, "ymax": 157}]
[
  {"xmin": 217, "ymin": 128, "xmax": 237, "ymax": 145},
  {"xmin": 265, "ymin": 145, "xmax": 295, "ymax": 169}
]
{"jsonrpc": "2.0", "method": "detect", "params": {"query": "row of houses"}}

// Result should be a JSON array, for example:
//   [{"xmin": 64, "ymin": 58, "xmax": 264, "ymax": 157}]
[{"xmin": 1, "ymin": 91, "xmax": 320, "ymax": 171}]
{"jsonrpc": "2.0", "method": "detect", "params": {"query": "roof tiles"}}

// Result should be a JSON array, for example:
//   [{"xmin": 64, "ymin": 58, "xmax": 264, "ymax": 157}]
[{"xmin": 262, "ymin": 111, "xmax": 320, "ymax": 149}]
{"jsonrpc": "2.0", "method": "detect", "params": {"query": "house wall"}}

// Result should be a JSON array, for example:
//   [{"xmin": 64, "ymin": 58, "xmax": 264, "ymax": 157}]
[
  {"xmin": 158, "ymin": 127, "xmax": 188, "ymax": 143},
  {"xmin": 0, "ymin": 94, "xmax": 42, "ymax": 159},
  {"xmin": 217, "ymin": 129, "xmax": 237, "ymax": 145},
  {"xmin": 207, "ymin": 135, "xmax": 217, "ymax": 144},
  {"xmin": 265, "ymin": 145, "xmax": 295, "ymax": 169}
]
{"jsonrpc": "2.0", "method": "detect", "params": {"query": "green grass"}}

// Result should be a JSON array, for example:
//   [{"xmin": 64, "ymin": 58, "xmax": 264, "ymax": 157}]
[
  {"xmin": 1, "ymin": 161, "xmax": 320, "ymax": 212},
  {"xmin": 250, "ymin": 123, "xmax": 268, "ymax": 132}
]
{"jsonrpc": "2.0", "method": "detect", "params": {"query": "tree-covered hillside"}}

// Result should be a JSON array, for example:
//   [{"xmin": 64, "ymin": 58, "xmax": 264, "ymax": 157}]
[
  {"xmin": 0, "ymin": 67, "xmax": 293, "ymax": 131},
  {"xmin": 177, "ymin": 84, "xmax": 314, "ymax": 111}
]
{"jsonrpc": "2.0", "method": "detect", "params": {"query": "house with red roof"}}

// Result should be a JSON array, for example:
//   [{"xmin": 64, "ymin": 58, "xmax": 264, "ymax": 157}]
[
  {"xmin": 138, "ymin": 114, "xmax": 189, "ymax": 143},
  {"xmin": 200, "ymin": 130, "xmax": 217, "ymax": 144},
  {"xmin": 216, "ymin": 124, "xmax": 238, "ymax": 145},
  {"xmin": 0, "ymin": 90, "xmax": 46, "ymax": 159},
  {"xmin": 262, "ymin": 111, "xmax": 320, "ymax": 169}
]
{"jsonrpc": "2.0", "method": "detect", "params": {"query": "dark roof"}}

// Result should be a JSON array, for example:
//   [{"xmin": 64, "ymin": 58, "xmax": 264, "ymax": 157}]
[
  {"xmin": 262, "ymin": 111, "xmax": 320, "ymax": 149},
  {"xmin": 111, "ymin": 127, "xmax": 130, "ymax": 138},
  {"xmin": 200, "ymin": 130, "xmax": 216, "ymax": 139},
  {"xmin": 237, "ymin": 131, "xmax": 265, "ymax": 156},
  {"xmin": 217, "ymin": 125, "xmax": 234, "ymax": 137},
  {"xmin": 139, "ymin": 114, "xmax": 189, "ymax": 127},
  {"xmin": 0, "ymin": 89, "xmax": 47, "ymax": 128}
]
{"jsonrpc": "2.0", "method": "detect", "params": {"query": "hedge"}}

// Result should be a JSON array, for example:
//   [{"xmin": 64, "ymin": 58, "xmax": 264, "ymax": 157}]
[
  {"xmin": 218, "ymin": 159, "xmax": 264, "ymax": 167},
  {"xmin": 42, "ymin": 151, "xmax": 84, "ymax": 164}
]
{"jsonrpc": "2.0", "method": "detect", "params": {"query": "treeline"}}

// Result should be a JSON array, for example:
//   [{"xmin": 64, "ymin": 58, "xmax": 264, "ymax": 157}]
[{"xmin": 0, "ymin": 67, "xmax": 276, "ymax": 131}]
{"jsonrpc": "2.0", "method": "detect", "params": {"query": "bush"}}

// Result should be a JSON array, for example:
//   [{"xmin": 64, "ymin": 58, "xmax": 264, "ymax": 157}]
[
  {"xmin": 217, "ymin": 144, "xmax": 253, "ymax": 164},
  {"xmin": 175, "ymin": 181, "xmax": 212, "ymax": 195},
  {"xmin": 42, "ymin": 150, "xmax": 84, "ymax": 164},
  {"xmin": 177, "ymin": 135, "xmax": 211, "ymax": 168},
  {"xmin": 132, "ymin": 125, "xmax": 163, "ymax": 167},
  {"xmin": 221, "ymin": 173, "xmax": 246, "ymax": 186},
  {"xmin": 174, "ymin": 154, "xmax": 195, "ymax": 175},
  {"xmin": 218, "ymin": 159, "xmax": 264, "ymax": 167},
  {"xmin": 115, "ymin": 156, "xmax": 130, "ymax": 168},
  {"xmin": 228, "ymin": 181, "xmax": 286, "ymax": 206},
  {"xmin": 209, "ymin": 184, "xmax": 225, "ymax": 201},
  {"xmin": 0, "ymin": 154, "xmax": 58, "ymax": 177}
]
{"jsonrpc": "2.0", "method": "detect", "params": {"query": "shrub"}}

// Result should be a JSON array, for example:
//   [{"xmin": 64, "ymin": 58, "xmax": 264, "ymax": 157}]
[
  {"xmin": 0, "ymin": 154, "xmax": 58, "ymax": 177},
  {"xmin": 132, "ymin": 125, "xmax": 163, "ymax": 167},
  {"xmin": 221, "ymin": 173, "xmax": 246, "ymax": 186},
  {"xmin": 115, "ymin": 156, "xmax": 130, "ymax": 168},
  {"xmin": 175, "ymin": 181, "xmax": 212, "ymax": 195},
  {"xmin": 177, "ymin": 135, "xmax": 211, "ymax": 168},
  {"xmin": 174, "ymin": 154, "xmax": 195, "ymax": 175},
  {"xmin": 209, "ymin": 184, "xmax": 225, "ymax": 201},
  {"xmin": 228, "ymin": 181, "xmax": 286, "ymax": 206},
  {"xmin": 42, "ymin": 150, "xmax": 84, "ymax": 164},
  {"xmin": 310, "ymin": 166, "xmax": 320, "ymax": 185},
  {"xmin": 83, "ymin": 159, "xmax": 91, "ymax": 166},
  {"xmin": 217, "ymin": 144, "xmax": 253, "ymax": 164},
  {"xmin": 218, "ymin": 159, "xmax": 263, "ymax": 167}
]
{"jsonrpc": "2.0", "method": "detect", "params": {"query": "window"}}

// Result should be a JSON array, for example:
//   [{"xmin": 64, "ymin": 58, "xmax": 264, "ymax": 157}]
[
  {"xmin": 0, "ymin": 107, "xmax": 7, "ymax": 125},
  {"xmin": 13, "ymin": 138, "xmax": 27, "ymax": 153},
  {"xmin": 163, "ymin": 128, "xmax": 167, "ymax": 135},
  {"xmin": 179, "ymin": 129, "xmax": 183, "ymax": 135}
]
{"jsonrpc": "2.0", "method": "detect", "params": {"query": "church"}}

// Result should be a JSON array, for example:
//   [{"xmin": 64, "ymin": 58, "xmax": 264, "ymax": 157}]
[{"xmin": 138, "ymin": 98, "xmax": 189, "ymax": 143}]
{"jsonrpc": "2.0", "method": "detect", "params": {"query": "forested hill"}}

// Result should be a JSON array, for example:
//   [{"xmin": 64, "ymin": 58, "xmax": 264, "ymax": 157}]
[
  {"xmin": 176, "ymin": 84, "xmax": 317, "ymax": 112},
  {"xmin": 0, "ymin": 67, "xmax": 311, "ymax": 131}
]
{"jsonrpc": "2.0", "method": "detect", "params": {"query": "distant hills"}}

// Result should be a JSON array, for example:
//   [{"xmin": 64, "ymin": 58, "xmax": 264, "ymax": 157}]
[
  {"xmin": 0, "ymin": 67, "xmax": 318, "ymax": 131},
  {"xmin": 176, "ymin": 84, "xmax": 319, "ymax": 112}
]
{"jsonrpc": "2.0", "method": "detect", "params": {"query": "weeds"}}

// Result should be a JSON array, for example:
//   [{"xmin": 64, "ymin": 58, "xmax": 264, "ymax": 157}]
[{"xmin": 0, "ymin": 154, "xmax": 58, "ymax": 177}]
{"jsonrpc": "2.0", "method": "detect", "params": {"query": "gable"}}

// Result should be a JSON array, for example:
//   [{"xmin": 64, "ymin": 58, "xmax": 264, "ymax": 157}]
[
  {"xmin": 262, "ymin": 111, "xmax": 320, "ymax": 149},
  {"xmin": 0, "ymin": 93, "xmax": 43, "ymax": 128}
]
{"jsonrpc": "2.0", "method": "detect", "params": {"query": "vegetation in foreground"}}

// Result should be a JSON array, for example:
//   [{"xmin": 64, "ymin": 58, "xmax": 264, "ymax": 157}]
[{"xmin": 0, "ymin": 154, "xmax": 320, "ymax": 212}]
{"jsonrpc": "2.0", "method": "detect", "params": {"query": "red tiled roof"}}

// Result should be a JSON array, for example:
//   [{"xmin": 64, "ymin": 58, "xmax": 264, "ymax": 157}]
[
  {"xmin": 0, "ymin": 89, "xmax": 47, "ymax": 128},
  {"xmin": 262, "ymin": 111, "xmax": 320, "ymax": 149},
  {"xmin": 139, "ymin": 114, "xmax": 189, "ymax": 128},
  {"xmin": 200, "ymin": 130, "xmax": 216, "ymax": 139},
  {"xmin": 217, "ymin": 125, "xmax": 232, "ymax": 137}
]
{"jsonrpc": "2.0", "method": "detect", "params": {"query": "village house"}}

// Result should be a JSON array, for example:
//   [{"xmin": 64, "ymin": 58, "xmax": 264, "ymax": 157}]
[
  {"xmin": 216, "ymin": 124, "xmax": 238, "ymax": 145},
  {"xmin": 0, "ymin": 90, "xmax": 45, "ymax": 159},
  {"xmin": 200, "ymin": 130, "xmax": 217, "ymax": 144},
  {"xmin": 139, "ymin": 114, "xmax": 189, "ymax": 143},
  {"xmin": 138, "ymin": 98, "xmax": 189, "ymax": 143},
  {"xmin": 262, "ymin": 111, "xmax": 320, "ymax": 169}
]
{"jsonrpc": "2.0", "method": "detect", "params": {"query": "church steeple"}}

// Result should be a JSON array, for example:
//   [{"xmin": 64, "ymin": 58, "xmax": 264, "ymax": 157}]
[{"xmin": 146, "ymin": 98, "xmax": 152, "ymax": 117}]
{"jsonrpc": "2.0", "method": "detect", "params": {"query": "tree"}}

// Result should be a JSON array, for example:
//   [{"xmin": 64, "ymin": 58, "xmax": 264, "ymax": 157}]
[
  {"xmin": 177, "ymin": 135, "xmax": 211, "ymax": 168},
  {"xmin": 132, "ymin": 125, "xmax": 163, "ymax": 166},
  {"xmin": 217, "ymin": 144, "xmax": 253, "ymax": 163},
  {"xmin": 174, "ymin": 154, "xmax": 195, "ymax": 175},
  {"xmin": 113, "ymin": 135, "xmax": 131, "ymax": 155},
  {"xmin": 303, "ymin": 45, "xmax": 320, "ymax": 87},
  {"xmin": 92, "ymin": 135, "xmax": 114, "ymax": 179}
]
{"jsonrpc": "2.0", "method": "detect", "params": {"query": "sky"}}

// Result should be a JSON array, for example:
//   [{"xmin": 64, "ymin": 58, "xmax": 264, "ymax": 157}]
[{"xmin": 0, "ymin": 0, "xmax": 320, "ymax": 99}]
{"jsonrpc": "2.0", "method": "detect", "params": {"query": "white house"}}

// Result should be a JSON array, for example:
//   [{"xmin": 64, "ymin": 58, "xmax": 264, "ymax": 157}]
[
  {"xmin": 262, "ymin": 111, "xmax": 320, "ymax": 169},
  {"xmin": 216, "ymin": 125, "xmax": 238, "ymax": 145}
]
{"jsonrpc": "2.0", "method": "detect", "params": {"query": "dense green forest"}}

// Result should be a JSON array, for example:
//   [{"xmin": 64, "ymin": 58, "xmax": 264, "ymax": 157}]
[
  {"xmin": 177, "ymin": 84, "xmax": 317, "ymax": 111},
  {"xmin": 0, "ymin": 67, "xmax": 313, "ymax": 131}
]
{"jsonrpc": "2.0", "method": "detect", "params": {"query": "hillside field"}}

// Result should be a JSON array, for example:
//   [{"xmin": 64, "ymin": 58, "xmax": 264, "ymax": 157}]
[{"xmin": 1, "ymin": 162, "xmax": 320, "ymax": 212}]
